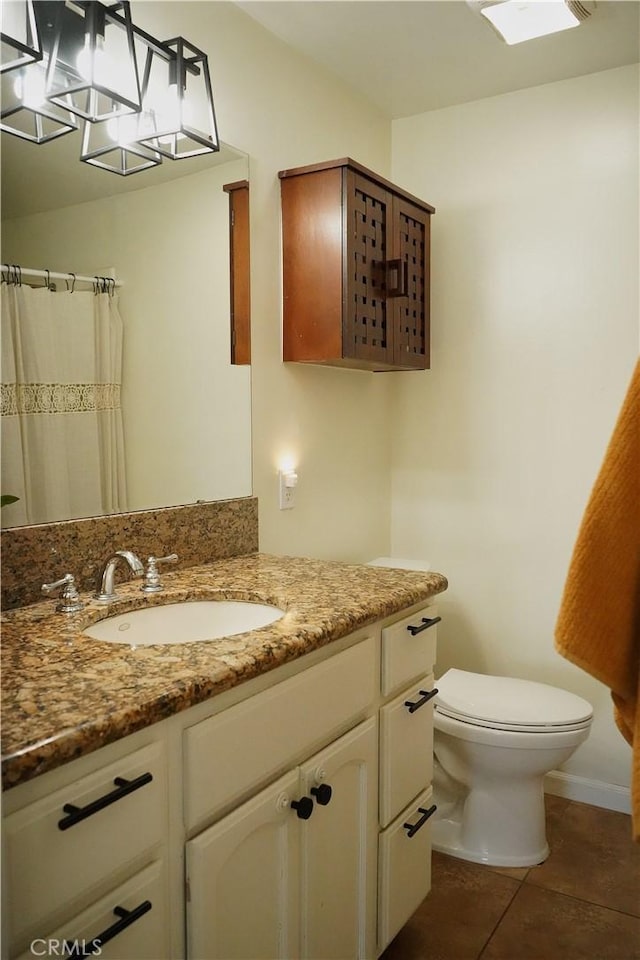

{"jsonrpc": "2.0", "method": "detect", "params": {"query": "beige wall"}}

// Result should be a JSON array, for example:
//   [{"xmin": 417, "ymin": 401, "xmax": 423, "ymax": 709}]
[
  {"xmin": 133, "ymin": 1, "xmax": 394, "ymax": 562},
  {"xmin": 390, "ymin": 65, "xmax": 639, "ymax": 794},
  {"xmin": 3, "ymin": 1, "xmax": 394, "ymax": 559}
]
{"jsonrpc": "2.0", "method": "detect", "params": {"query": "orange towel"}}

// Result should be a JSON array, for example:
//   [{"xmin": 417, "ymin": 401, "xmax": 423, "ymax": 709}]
[{"xmin": 555, "ymin": 359, "xmax": 640, "ymax": 841}]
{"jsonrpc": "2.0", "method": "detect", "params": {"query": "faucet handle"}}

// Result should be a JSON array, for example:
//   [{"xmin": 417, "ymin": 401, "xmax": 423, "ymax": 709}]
[
  {"xmin": 141, "ymin": 554, "xmax": 179, "ymax": 594},
  {"xmin": 42, "ymin": 573, "xmax": 85, "ymax": 614}
]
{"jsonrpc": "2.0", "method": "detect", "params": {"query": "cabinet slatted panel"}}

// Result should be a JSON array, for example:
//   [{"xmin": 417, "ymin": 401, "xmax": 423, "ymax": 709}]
[
  {"xmin": 348, "ymin": 180, "xmax": 389, "ymax": 362},
  {"xmin": 395, "ymin": 207, "xmax": 427, "ymax": 363}
]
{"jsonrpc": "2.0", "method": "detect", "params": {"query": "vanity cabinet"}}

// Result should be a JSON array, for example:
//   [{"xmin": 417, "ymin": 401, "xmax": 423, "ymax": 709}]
[
  {"xmin": 376, "ymin": 606, "xmax": 439, "ymax": 951},
  {"xmin": 2, "ymin": 599, "xmax": 440, "ymax": 960},
  {"xmin": 3, "ymin": 741, "xmax": 171, "ymax": 960},
  {"xmin": 187, "ymin": 718, "xmax": 377, "ymax": 960},
  {"xmin": 279, "ymin": 158, "xmax": 435, "ymax": 372}
]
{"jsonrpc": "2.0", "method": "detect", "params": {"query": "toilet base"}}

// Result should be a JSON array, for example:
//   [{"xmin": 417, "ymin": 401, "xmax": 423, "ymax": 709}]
[{"xmin": 432, "ymin": 815, "xmax": 549, "ymax": 868}]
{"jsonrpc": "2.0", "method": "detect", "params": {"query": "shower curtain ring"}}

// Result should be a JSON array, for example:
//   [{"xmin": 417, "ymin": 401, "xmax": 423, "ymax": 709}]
[
  {"xmin": 69, "ymin": 273, "xmax": 76, "ymax": 293},
  {"xmin": 15, "ymin": 265, "xmax": 22, "ymax": 286},
  {"xmin": 44, "ymin": 269, "xmax": 50, "ymax": 290}
]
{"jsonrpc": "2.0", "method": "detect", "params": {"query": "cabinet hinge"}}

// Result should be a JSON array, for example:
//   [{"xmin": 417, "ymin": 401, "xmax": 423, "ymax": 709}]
[{"xmin": 231, "ymin": 209, "xmax": 236, "ymax": 227}]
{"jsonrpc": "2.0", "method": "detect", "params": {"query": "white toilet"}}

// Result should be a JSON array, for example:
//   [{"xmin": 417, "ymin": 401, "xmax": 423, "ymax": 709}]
[{"xmin": 432, "ymin": 668, "xmax": 593, "ymax": 867}]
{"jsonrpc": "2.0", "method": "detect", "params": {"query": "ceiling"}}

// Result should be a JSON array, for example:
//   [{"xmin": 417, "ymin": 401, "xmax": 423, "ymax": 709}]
[
  {"xmin": 1, "ymin": 1, "xmax": 638, "ymax": 219},
  {"xmin": 236, "ymin": 0, "xmax": 640, "ymax": 118},
  {"xmin": 0, "ymin": 134, "xmax": 246, "ymax": 219}
]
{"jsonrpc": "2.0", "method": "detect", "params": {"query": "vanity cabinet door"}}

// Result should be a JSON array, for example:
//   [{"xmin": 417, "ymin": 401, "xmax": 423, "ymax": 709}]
[
  {"xmin": 378, "ymin": 786, "xmax": 435, "ymax": 953},
  {"xmin": 13, "ymin": 860, "xmax": 170, "ymax": 960},
  {"xmin": 4, "ymin": 742, "xmax": 166, "ymax": 952},
  {"xmin": 381, "ymin": 602, "xmax": 438, "ymax": 696},
  {"xmin": 299, "ymin": 718, "xmax": 378, "ymax": 960},
  {"xmin": 379, "ymin": 676, "xmax": 436, "ymax": 827},
  {"xmin": 185, "ymin": 769, "xmax": 301, "ymax": 960}
]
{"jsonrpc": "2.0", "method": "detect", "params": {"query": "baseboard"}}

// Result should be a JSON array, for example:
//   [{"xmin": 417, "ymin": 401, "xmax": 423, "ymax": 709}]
[{"xmin": 545, "ymin": 770, "xmax": 631, "ymax": 814}]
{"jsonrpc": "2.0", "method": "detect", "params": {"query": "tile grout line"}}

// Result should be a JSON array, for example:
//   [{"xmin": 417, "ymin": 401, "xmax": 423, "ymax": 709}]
[
  {"xmin": 521, "ymin": 877, "xmax": 640, "ymax": 921},
  {"xmin": 475, "ymin": 873, "xmax": 525, "ymax": 960}
]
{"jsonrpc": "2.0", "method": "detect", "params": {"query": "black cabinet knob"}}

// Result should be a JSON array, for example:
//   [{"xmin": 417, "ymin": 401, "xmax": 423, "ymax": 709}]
[
  {"xmin": 291, "ymin": 796, "xmax": 314, "ymax": 820},
  {"xmin": 310, "ymin": 783, "xmax": 333, "ymax": 806}
]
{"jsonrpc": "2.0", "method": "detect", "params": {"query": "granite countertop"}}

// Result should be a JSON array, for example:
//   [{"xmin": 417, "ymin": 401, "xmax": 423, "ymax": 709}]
[{"xmin": 1, "ymin": 553, "xmax": 447, "ymax": 791}]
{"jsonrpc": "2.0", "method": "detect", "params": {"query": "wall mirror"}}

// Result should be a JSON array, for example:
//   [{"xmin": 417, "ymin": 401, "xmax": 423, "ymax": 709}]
[{"xmin": 1, "ymin": 123, "xmax": 252, "ymax": 529}]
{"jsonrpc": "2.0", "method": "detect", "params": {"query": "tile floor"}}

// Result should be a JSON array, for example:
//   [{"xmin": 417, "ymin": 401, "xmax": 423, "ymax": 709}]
[{"xmin": 381, "ymin": 796, "xmax": 640, "ymax": 960}]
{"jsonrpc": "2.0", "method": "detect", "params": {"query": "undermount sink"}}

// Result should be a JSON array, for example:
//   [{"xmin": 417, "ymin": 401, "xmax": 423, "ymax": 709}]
[{"xmin": 84, "ymin": 600, "xmax": 285, "ymax": 646}]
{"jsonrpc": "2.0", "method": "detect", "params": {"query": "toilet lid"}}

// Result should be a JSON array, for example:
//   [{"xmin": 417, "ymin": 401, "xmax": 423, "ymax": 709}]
[{"xmin": 434, "ymin": 669, "xmax": 593, "ymax": 732}]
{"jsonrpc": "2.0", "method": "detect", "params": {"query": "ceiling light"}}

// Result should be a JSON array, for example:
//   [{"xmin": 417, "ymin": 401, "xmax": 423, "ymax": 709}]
[
  {"xmin": 45, "ymin": 0, "xmax": 141, "ymax": 122},
  {"xmin": 0, "ymin": 0, "xmax": 42, "ymax": 73},
  {"xmin": 0, "ymin": 0, "xmax": 221, "ymax": 175},
  {"xmin": 469, "ymin": 1, "xmax": 593, "ymax": 45},
  {"xmin": 137, "ymin": 38, "xmax": 219, "ymax": 160},
  {"xmin": 80, "ymin": 115, "xmax": 162, "ymax": 175},
  {"xmin": 0, "ymin": 61, "xmax": 78, "ymax": 142}
]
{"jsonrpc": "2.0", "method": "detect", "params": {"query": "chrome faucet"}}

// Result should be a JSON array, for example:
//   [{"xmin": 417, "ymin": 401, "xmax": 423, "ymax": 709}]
[{"xmin": 95, "ymin": 550, "xmax": 144, "ymax": 603}]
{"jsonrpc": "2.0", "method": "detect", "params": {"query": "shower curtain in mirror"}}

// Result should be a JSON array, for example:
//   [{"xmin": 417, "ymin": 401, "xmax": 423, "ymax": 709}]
[{"xmin": 1, "ymin": 283, "xmax": 127, "ymax": 526}]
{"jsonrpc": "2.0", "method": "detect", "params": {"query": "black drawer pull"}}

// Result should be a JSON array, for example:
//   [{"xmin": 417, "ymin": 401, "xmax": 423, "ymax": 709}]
[
  {"xmin": 68, "ymin": 900, "xmax": 152, "ymax": 957},
  {"xmin": 403, "ymin": 804, "xmax": 437, "ymax": 838},
  {"xmin": 58, "ymin": 773, "xmax": 153, "ymax": 831},
  {"xmin": 404, "ymin": 688, "xmax": 439, "ymax": 714},
  {"xmin": 406, "ymin": 616, "xmax": 441, "ymax": 636}
]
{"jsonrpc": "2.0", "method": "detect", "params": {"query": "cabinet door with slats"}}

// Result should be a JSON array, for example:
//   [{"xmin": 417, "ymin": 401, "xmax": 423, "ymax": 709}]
[
  {"xmin": 345, "ymin": 171, "xmax": 393, "ymax": 367},
  {"xmin": 392, "ymin": 196, "xmax": 431, "ymax": 369}
]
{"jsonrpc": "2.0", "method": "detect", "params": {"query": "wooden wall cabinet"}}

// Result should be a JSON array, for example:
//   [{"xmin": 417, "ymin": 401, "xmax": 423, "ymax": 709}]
[
  {"xmin": 279, "ymin": 158, "xmax": 435, "ymax": 372},
  {"xmin": 223, "ymin": 179, "xmax": 251, "ymax": 365}
]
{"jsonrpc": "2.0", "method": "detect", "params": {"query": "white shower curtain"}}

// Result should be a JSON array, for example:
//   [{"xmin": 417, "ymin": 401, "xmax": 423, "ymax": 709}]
[{"xmin": 1, "ymin": 283, "xmax": 128, "ymax": 526}]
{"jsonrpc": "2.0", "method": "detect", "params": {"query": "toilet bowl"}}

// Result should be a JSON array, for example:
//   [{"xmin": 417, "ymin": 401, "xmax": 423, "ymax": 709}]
[{"xmin": 432, "ymin": 669, "xmax": 592, "ymax": 867}]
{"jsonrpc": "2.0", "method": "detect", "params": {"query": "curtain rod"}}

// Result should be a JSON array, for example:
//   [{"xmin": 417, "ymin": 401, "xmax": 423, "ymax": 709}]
[{"xmin": 1, "ymin": 265, "xmax": 123, "ymax": 288}]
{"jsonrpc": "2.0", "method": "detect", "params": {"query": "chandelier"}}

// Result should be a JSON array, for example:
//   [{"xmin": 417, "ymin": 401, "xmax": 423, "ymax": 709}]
[{"xmin": 0, "ymin": 1, "xmax": 220, "ymax": 175}]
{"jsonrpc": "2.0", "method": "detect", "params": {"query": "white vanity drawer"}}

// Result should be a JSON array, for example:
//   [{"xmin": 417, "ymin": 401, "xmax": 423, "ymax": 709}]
[
  {"xmin": 184, "ymin": 635, "xmax": 377, "ymax": 830},
  {"xmin": 377, "ymin": 787, "xmax": 435, "ymax": 952},
  {"xmin": 13, "ymin": 859, "xmax": 170, "ymax": 960},
  {"xmin": 379, "ymin": 677, "xmax": 436, "ymax": 828},
  {"xmin": 381, "ymin": 604, "xmax": 438, "ymax": 696},
  {"xmin": 4, "ymin": 742, "xmax": 166, "ymax": 946}
]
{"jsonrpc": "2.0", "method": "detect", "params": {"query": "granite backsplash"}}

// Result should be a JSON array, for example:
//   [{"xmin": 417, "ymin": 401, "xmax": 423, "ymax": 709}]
[{"xmin": 0, "ymin": 497, "xmax": 259, "ymax": 610}]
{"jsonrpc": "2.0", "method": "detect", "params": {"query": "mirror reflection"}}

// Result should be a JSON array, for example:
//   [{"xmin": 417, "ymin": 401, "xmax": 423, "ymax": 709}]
[{"xmin": 1, "ymin": 131, "xmax": 252, "ymax": 529}]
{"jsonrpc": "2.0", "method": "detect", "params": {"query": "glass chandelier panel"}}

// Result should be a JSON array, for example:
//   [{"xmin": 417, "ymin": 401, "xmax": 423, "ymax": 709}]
[
  {"xmin": 0, "ymin": 0, "xmax": 42, "ymax": 73},
  {"xmin": 0, "ymin": 60, "xmax": 77, "ymax": 142},
  {"xmin": 137, "ymin": 37, "xmax": 219, "ymax": 160},
  {"xmin": 80, "ymin": 114, "xmax": 161, "ymax": 175},
  {"xmin": 45, "ymin": 0, "xmax": 141, "ymax": 122}
]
